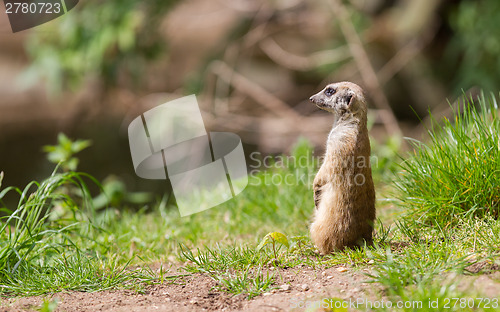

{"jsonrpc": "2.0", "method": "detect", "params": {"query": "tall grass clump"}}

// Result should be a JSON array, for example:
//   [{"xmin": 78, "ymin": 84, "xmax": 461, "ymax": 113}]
[
  {"xmin": 0, "ymin": 168, "xmax": 96, "ymax": 283},
  {"xmin": 396, "ymin": 93, "xmax": 499, "ymax": 229},
  {"xmin": 0, "ymin": 134, "xmax": 159, "ymax": 295}
]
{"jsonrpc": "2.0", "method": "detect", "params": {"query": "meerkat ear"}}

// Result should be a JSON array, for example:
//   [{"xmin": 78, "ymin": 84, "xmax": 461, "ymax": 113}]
[{"xmin": 345, "ymin": 94, "xmax": 354, "ymax": 106}]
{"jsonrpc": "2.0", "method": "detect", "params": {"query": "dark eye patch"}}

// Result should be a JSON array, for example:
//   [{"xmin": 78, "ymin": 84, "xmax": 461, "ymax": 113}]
[{"xmin": 324, "ymin": 87, "xmax": 336, "ymax": 97}]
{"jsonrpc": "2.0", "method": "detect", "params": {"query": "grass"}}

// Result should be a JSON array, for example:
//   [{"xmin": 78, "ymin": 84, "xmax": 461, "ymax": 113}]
[
  {"xmin": 395, "ymin": 93, "xmax": 500, "ymax": 229},
  {"xmin": 1, "ymin": 93, "xmax": 500, "ymax": 309},
  {"xmin": 0, "ymin": 168, "xmax": 160, "ymax": 295},
  {"xmin": 0, "ymin": 169, "xmax": 92, "ymax": 283},
  {"xmin": 211, "ymin": 265, "xmax": 275, "ymax": 299},
  {"xmin": 3, "ymin": 253, "xmax": 154, "ymax": 295},
  {"xmin": 362, "ymin": 93, "xmax": 500, "ymax": 311}
]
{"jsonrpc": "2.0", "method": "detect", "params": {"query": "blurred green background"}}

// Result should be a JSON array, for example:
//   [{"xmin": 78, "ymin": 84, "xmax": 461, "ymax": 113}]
[{"xmin": 0, "ymin": 0, "xmax": 498, "ymax": 194}]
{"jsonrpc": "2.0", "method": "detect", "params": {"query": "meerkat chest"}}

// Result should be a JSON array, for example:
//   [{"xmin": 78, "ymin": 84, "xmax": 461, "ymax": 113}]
[
  {"xmin": 326, "ymin": 126, "xmax": 358, "ymax": 156},
  {"xmin": 323, "ymin": 125, "xmax": 370, "ymax": 177}
]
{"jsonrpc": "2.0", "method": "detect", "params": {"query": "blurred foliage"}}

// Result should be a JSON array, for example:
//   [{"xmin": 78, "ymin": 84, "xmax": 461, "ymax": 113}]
[
  {"xmin": 20, "ymin": 0, "xmax": 500, "ymax": 99},
  {"xmin": 43, "ymin": 133, "xmax": 152, "ymax": 212},
  {"xmin": 447, "ymin": 0, "xmax": 500, "ymax": 92},
  {"xmin": 19, "ymin": 0, "xmax": 500, "ymax": 124},
  {"xmin": 24, "ymin": 0, "xmax": 179, "ymax": 92},
  {"xmin": 43, "ymin": 133, "xmax": 91, "ymax": 172},
  {"xmin": 92, "ymin": 176, "xmax": 152, "ymax": 210}
]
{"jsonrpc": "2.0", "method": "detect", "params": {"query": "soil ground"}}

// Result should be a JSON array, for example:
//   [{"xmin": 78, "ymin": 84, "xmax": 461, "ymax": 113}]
[{"xmin": 2, "ymin": 266, "xmax": 500, "ymax": 312}]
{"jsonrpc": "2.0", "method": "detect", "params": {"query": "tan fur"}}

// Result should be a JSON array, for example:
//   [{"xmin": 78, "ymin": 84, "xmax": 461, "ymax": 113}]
[{"xmin": 309, "ymin": 81, "xmax": 376, "ymax": 254}]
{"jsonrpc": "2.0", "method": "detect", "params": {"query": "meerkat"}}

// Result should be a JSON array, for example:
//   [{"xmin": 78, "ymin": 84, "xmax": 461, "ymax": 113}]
[{"xmin": 309, "ymin": 81, "xmax": 376, "ymax": 254}]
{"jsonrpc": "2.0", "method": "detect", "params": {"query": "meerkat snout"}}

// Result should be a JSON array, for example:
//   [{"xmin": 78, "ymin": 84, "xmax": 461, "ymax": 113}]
[{"xmin": 309, "ymin": 81, "xmax": 375, "ymax": 254}]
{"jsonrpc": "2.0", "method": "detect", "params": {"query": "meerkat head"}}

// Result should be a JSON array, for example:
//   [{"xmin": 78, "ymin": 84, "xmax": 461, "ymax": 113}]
[{"xmin": 309, "ymin": 81, "xmax": 367, "ymax": 120}]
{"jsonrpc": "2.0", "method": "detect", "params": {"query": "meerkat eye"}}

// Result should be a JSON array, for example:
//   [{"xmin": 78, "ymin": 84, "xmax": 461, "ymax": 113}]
[{"xmin": 324, "ymin": 87, "xmax": 336, "ymax": 97}]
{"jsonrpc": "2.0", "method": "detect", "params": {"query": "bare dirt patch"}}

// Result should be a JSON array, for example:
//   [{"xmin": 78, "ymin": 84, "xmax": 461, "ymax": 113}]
[
  {"xmin": 466, "ymin": 261, "xmax": 500, "ymax": 274},
  {"xmin": 3, "ymin": 267, "xmax": 500, "ymax": 312},
  {"xmin": 1, "ymin": 266, "xmax": 376, "ymax": 312}
]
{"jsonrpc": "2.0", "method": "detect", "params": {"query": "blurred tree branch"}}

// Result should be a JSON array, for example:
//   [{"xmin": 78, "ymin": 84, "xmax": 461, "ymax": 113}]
[
  {"xmin": 328, "ymin": 0, "xmax": 403, "ymax": 138},
  {"xmin": 210, "ymin": 60, "xmax": 303, "ymax": 121}
]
